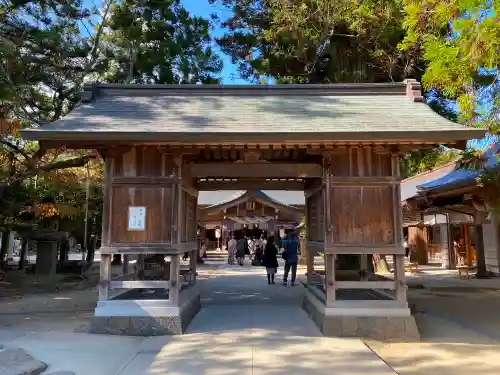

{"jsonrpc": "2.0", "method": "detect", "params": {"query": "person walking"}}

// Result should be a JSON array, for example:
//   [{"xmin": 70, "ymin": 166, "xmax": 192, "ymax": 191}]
[
  {"xmin": 227, "ymin": 236, "xmax": 237, "ymax": 265},
  {"xmin": 263, "ymin": 236, "xmax": 278, "ymax": 284},
  {"xmin": 281, "ymin": 231, "xmax": 301, "ymax": 286},
  {"xmin": 236, "ymin": 237, "xmax": 246, "ymax": 266}
]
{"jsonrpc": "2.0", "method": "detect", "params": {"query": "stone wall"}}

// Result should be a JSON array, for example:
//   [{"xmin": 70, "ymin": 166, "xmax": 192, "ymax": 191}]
[{"xmin": 303, "ymin": 290, "xmax": 420, "ymax": 342}]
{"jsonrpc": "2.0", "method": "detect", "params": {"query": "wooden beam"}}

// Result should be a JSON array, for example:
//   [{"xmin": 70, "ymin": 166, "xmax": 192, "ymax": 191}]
[
  {"xmin": 100, "ymin": 242, "xmax": 198, "ymax": 254},
  {"xmin": 112, "ymin": 176, "xmax": 178, "ymax": 186},
  {"xmin": 196, "ymin": 179, "xmax": 305, "ymax": 190},
  {"xmin": 325, "ymin": 244, "xmax": 404, "ymax": 255},
  {"xmin": 188, "ymin": 163, "xmax": 322, "ymax": 178},
  {"xmin": 329, "ymin": 176, "xmax": 399, "ymax": 186},
  {"xmin": 307, "ymin": 241, "xmax": 325, "ymax": 252},
  {"xmin": 110, "ymin": 280, "xmax": 170, "ymax": 289},
  {"xmin": 326, "ymin": 300, "xmax": 407, "ymax": 309},
  {"xmin": 335, "ymin": 281, "xmax": 396, "ymax": 290}
]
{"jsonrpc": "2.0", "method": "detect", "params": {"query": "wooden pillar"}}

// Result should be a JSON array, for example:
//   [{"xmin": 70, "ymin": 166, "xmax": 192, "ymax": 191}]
[
  {"xmin": 176, "ymin": 155, "xmax": 184, "ymax": 246},
  {"xmin": 391, "ymin": 152, "xmax": 407, "ymax": 303},
  {"xmin": 136, "ymin": 254, "xmax": 145, "ymax": 279},
  {"xmin": 299, "ymin": 237, "xmax": 307, "ymax": 265},
  {"xmin": 323, "ymin": 156, "xmax": 335, "ymax": 304},
  {"xmin": 122, "ymin": 254, "xmax": 129, "ymax": 274},
  {"xmin": 190, "ymin": 249, "xmax": 197, "ymax": 285},
  {"xmin": 98, "ymin": 154, "xmax": 113, "ymax": 302},
  {"xmin": 169, "ymin": 254, "xmax": 181, "ymax": 305},
  {"xmin": 325, "ymin": 254, "xmax": 336, "ymax": 306},
  {"xmin": 474, "ymin": 210, "xmax": 489, "ymax": 278},
  {"xmin": 306, "ymin": 248, "xmax": 314, "ymax": 284},
  {"xmin": 465, "ymin": 224, "xmax": 473, "ymax": 267},
  {"xmin": 98, "ymin": 253, "xmax": 111, "ymax": 301},
  {"xmin": 360, "ymin": 254, "xmax": 368, "ymax": 280},
  {"xmin": 394, "ymin": 254, "xmax": 407, "ymax": 302},
  {"xmin": 409, "ymin": 225, "xmax": 428, "ymax": 264}
]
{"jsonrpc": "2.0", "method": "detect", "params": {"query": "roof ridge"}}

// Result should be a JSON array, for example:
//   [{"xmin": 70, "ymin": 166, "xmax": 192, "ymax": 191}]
[
  {"xmin": 80, "ymin": 81, "xmax": 424, "ymax": 102},
  {"xmin": 402, "ymin": 161, "xmax": 458, "ymax": 183}
]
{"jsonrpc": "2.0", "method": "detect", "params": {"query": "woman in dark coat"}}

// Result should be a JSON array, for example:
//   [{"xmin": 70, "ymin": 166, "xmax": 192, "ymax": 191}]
[{"xmin": 263, "ymin": 236, "xmax": 279, "ymax": 284}]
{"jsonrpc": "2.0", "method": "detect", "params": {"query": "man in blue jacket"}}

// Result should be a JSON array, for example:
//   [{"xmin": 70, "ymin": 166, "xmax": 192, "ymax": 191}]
[{"xmin": 280, "ymin": 230, "xmax": 301, "ymax": 286}]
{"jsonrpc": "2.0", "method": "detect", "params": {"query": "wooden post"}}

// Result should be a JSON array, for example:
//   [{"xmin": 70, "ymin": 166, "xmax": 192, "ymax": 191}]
[
  {"xmin": 391, "ymin": 152, "xmax": 408, "ymax": 303},
  {"xmin": 326, "ymin": 254, "xmax": 336, "ymax": 306},
  {"xmin": 122, "ymin": 254, "xmax": 129, "ymax": 274},
  {"xmin": 98, "ymin": 254, "xmax": 111, "ymax": 301},
  {"xmin": 360, "ymin": 254, "xmax": 368, "ymax": 280},
  {"xmin": 190, "ymin": 249, "xmax": 197, "ymax": 285},
  {"xmin": 394, "ymin": 254, "xmax": 407, "ymax": 302},
  {"xmin": 306, "ymin": 248, "xmax": 314, "ymax": 284},
  {"xmin": 136, "ymin": 254, "xmax": 145, "ymax": 279},
  {"xmin": 464, "ymin": 224, "xmax": 472, "ymax": 267},
  {"xmin": 169, "ymin": 254, "xmax": 181, "ymax": 305}
]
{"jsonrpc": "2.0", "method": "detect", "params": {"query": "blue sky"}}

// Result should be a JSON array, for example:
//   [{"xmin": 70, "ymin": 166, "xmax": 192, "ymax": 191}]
[
  {"xmin": 182, "ymin": 0, "xmax": 245, "ymax": 83},
  {"xmin": 83, "ymin": 0, "xmax": 244, "ymax": 83}
]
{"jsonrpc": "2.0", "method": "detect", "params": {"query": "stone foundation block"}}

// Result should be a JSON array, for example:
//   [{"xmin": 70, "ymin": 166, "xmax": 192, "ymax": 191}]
[
  {"xmin": 303, "ymin": 293, "xmax": 420, "ymax": 342},
  {"xmin": 322, "ymin": 316, "xmax": 420, "ymax": 341},
  {"xmin": 90, "ymin": 293, "xmax": 201, "ymax": 336},
  {"xmin": 90, "ymin": 316, "xmax": 182, "ymax": 336}
]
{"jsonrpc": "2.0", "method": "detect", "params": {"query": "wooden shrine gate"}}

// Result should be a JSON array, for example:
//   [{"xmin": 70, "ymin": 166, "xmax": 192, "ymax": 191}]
[{"xmin": 21, "ymin": 80, "xmax": 484, "ymax": 340}]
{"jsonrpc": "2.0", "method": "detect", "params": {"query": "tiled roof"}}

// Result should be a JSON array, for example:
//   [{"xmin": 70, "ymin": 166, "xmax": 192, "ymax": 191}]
[
  {"xmin": 198, "ymin": 190, "xmax": 305, "ymax": 208},
  {"xmin": 400, "ymin": 162, "xmax": 457, "ymax": 201},
  {"xmin": 21, "ymin": 81, "xmax": 485, "ymax": 143},
  {"xmin": 198, "ymin": 191, "xmax": 246, "ymax": 206},
  {"xmin": 418, "ymin": 138, "xmax": 499, "ymax": 192}
]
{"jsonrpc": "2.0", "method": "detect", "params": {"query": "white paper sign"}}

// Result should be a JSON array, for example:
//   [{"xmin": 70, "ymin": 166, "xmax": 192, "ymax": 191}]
[{"xmin": 128, "ymin": 206, "xmax": 146, "ymax": 231}]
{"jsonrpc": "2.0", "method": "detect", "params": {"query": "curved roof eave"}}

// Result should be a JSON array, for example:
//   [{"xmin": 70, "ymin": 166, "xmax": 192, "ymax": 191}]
[{"xmin": 200, "ymin": 190, "xmax": 301, "ymax": 212}]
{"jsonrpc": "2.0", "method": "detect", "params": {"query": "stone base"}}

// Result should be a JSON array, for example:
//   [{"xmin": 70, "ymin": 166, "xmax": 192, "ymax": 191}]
[
  {"xmin": 303, "ymin": 289, "xmax": 420, "ymax": 341},
  {"xmin": 90, "ymin": 286, "xmax": 201, "ymax": 336},
  {"xmin": 90, "ymin": 315, "xmax": 185, "ymax": 336}
]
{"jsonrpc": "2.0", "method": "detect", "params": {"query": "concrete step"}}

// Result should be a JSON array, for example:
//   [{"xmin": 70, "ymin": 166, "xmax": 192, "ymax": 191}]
[{"xmin": 204, "ymin": 251, "xmax": 229, "ymax": 262}]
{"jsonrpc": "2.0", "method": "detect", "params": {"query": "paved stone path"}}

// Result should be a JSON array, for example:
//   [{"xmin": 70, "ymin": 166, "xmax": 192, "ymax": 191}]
[
  {"xmin": 2, "ymin": 264, "xmax": 394, "ymax": 375},
  {"xmin": 116, "ymin": 265, "xmax": 394, "ymax": 375}
]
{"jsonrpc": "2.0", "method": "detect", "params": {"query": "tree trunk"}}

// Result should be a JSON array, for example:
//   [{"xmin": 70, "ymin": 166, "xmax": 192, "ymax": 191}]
[
  {"xmin": 474, "ymin": 224, "xmax": 490, "ymax": 278},
  {"xmin": 0, "ymin": 229, "xmax": 10, "ymax": 264},
  {"xmin": 86, "ymin": 235, "xmax": 97, "ymax": 264},
  {"xmin": 18, "ymin": 237, "xmax": 28, "ymax": 270}
]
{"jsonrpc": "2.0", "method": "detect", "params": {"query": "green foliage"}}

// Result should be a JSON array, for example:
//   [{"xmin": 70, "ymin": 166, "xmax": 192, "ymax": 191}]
[
  {"xmin": 0, "ymin": 0, "xmax": 222, "ymax": 237},
  {"xmin": 102, "ymin": 0, "xmax": 222, "ymax": 84},
  {"xmin": 401, "ymin": 147, "xmax": 460, "ymax": 178},
  {"xmin": 0, "ymin": 0, "xmax": 106, "ymax": 124},
  {"xmin": 400, "ymin": 0, "xmax": 499, "ymax": 129},
  {"xmin": 472, "ymin": 163, "xmax": 500, "ymax": 218},
  {"xmin": 401, "ymin": 0, "xmax": 499, "ymax": 213},
  {"xmin": 211, "ymin": 0, "xmax": 424, "ymax": 83}
]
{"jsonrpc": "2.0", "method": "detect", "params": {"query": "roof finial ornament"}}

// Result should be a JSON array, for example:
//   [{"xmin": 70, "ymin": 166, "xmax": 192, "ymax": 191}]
[{"xmin": 404, "ymin": 79, "xmax": 424, "ymax": 102}]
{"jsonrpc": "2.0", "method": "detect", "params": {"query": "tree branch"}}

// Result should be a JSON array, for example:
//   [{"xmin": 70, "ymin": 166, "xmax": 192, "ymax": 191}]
[
  {"xmin": 0, "ymin": 139, "xmax": 31, "ymax": 160},
  {"xmin": 38, "ymin": 155, "xmax": 97, "ymax": 173}
]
